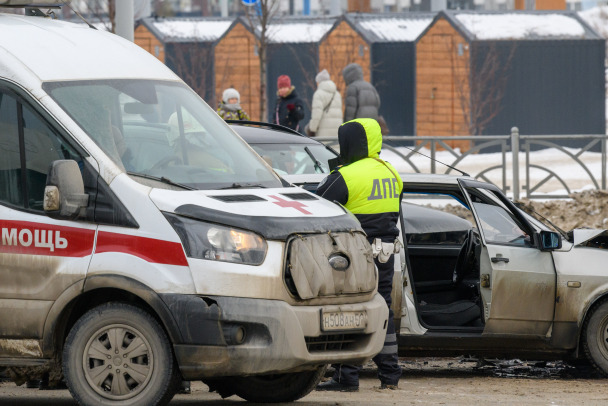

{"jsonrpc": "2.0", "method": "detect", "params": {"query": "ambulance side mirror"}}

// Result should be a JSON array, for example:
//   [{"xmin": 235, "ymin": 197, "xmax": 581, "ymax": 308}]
[{"xmin": 43, "ymin": 160, "xmax": 89, "ymax": 220}]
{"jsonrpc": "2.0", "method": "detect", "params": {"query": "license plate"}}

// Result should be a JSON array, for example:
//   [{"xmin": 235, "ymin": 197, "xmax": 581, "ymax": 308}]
[{"xmin": 321, "ymin": 310, "xmax": 367, "ymax": 332}]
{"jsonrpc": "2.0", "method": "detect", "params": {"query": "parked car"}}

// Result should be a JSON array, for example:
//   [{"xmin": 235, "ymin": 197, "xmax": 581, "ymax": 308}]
[
  {"xmin": 400, "ymin": 174, "xmax": 608, "ymax": 376},
  {"xmin": 0, "ymin": 4, "xmax": 389, "ymax": 405},
  {"xmin": 233, "ymin": 122, "xmax": 608, "ymax": 376},
  {"xmin": 228, "ymin": 121, "xmax": 338, "ymax": 192}
]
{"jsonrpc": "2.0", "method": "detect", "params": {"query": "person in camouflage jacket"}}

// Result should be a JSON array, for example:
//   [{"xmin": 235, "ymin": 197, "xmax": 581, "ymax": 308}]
[{"xmin": 217, "ymin": 88, "xmax": 250, "ymax": 121}]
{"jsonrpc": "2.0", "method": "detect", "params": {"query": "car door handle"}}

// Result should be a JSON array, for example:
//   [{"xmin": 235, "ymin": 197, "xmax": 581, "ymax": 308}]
[{"xmin": 491, "ymin": 257, "xmax": 510, "ymax": 263}]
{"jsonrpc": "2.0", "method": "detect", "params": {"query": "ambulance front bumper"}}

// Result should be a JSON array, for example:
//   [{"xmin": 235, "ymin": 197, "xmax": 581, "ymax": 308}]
[{"xmin": 169, "ymin": 294, "xmax": 388, "ymax": 379}]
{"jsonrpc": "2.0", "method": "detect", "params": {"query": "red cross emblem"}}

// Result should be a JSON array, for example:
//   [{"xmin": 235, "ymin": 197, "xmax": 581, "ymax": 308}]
[{"xmin": 269, "ymin": 195, "xmax": 312, "ymax": 215}]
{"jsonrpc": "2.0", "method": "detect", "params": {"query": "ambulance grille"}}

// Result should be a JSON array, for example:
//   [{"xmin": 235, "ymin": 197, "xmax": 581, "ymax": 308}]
[
  {"xmin": 208, "ymin": 195, "xmax": 266, "ymax": 202},
  {"xmin": 305, "ymin": 334, "xmax": 367, "ymax": 352},
  {"xmin": 280, "ymin": 193, "xmax": 318, "ymax": 200}
]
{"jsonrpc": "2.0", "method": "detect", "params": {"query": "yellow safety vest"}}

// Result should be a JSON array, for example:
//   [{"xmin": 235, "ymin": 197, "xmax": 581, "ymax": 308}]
[{"xmin": 338, "ymin": 157, "xmax": 403, "ymax": 215}]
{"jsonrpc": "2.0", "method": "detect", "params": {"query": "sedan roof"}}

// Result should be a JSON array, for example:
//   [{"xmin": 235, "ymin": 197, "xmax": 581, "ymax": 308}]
[{"xmin": 230, "ymin": 123, "xmax": 322, "ymax": 145}]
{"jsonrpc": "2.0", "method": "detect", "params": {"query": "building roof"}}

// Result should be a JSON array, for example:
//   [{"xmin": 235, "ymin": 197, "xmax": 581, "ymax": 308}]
[
  {"xmin": 344, "ymin": 12, "xmax": 435, "ymax": 42},
  {"xmin": 139, "ymin": 17, "xmax": 232, "ymax": 42},
  {"xmin": 442, "ymin": 10, "xmax": 601, "ymax": 41},
  {"xmin": 237, "ymin": 16, "xmax": 337, "ymax": 44}
]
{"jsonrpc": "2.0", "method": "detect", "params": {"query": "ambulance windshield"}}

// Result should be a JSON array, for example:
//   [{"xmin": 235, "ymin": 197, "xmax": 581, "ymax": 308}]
[{"xmin": 43, "ymin": 80, "xmax": 282, "ymax": 190}]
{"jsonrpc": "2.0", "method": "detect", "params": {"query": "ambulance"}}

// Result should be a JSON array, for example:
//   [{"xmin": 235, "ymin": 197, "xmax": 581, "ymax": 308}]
[{"xmin": 0, "ymin": 3, "xmax": 388, "ymax": 405}]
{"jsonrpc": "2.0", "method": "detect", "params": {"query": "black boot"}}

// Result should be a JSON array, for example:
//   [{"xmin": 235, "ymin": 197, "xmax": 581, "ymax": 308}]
[{"xmin": 316, "ymin": 379, "xmax": 358, "ymax": 392}]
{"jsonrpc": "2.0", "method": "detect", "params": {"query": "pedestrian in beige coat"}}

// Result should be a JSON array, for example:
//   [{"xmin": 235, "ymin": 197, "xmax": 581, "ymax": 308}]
[{"xmin": 305, "ymin": 69, "xmax": 342, "ymax": 139}]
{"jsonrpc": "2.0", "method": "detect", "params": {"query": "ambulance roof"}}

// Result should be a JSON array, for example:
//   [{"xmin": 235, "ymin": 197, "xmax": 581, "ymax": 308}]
[{"xmin": 0, "ymin": 13, "xmax": 179, "ymax": 82}]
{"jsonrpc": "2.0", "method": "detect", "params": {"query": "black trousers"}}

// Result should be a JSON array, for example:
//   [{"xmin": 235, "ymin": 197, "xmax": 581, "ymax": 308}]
[{"xmin": 332, "ymin": 252, "xmax": 401, "ymax": 386}]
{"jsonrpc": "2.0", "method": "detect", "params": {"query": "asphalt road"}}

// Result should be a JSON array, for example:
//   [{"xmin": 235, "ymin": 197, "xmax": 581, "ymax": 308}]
[{"xmin": 1, "ymin": 358, "xmax": 607, "ymax": 405}]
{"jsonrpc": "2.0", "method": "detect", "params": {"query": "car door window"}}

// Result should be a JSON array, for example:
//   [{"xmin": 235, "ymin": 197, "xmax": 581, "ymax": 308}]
[
  {"xmin": 0, "ymin": 89, "xmax": 81, "ymax": 211},
  {"xmin": 468, "ymin": 189, "xmax": 532, "ymax": 247},
  {"xmin": 22, "ymin": 104, "xmax": 81, "ymax": 211}
]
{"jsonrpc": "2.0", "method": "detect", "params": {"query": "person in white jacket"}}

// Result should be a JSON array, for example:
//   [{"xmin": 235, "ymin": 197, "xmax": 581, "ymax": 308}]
[{"xmin": 305, "ymin": 69, "xmax": 342, "ymax": 138}]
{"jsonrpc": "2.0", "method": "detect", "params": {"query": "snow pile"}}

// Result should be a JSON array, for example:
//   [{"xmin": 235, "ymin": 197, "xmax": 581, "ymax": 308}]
[
  {"xmin": 518, "ymin": 190, "xmax": 608, "ymax": 230},
  {"xmin": 455, "ymin": 13, "xmax": 587, "ymax": 40},
  {"xmin": 437, "ymin": 189, "xmax": 608, "ymax": 231}
]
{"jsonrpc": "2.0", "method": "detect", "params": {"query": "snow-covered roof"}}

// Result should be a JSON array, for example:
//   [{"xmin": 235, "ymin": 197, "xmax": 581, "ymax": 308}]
[
  {"xmin": 346, "ymin": 13, "xmax": 435, "ymax": 42},
  {"xmin": 266, "ymin": 21, "xmax": 334, "ymax": 43},
  {"xmin": 579, "ymin": 6, "xmax": 608, "ymax": 39},
  {"xmin": 141, "ymin": 17, "xmax": 232, "ymax": 42},
  {"xmin": 449, "ymin": 11, "xmax": 598, "ymax": 40}
]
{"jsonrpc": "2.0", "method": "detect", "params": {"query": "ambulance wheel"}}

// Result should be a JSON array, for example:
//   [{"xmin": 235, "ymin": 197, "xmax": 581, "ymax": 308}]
[
  {"xmin": 63, "ymin": 302, "xmax": 180, "ymax": 406},
  {"xmin": 582, "ymin": 299, "xmax": 608, "ymax": 376},
  {"xmin": 231, "ymin": 365, "xmax": 326, "ymax": 403}
]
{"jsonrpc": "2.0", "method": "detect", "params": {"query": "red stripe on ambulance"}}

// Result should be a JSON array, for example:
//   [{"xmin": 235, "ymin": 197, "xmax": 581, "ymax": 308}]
[
  {"xmin": 96, "ymin": 231, "xmax": 188, "ymax": 266},
  {"xmin": 0, "ymin": 220, "xmax": 95, "ymax": 257}
]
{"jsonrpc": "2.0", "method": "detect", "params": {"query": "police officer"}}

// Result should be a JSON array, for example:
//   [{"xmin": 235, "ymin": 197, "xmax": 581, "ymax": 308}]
[{"xmin": 316, "ymin": 118, "xmax": 402, "ymax": 391}]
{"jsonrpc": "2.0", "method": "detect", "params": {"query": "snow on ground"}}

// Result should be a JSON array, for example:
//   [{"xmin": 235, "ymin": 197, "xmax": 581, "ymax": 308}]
[{"xmin": 380, "ymin": 145, "xmax": 603, "ymax": 197}]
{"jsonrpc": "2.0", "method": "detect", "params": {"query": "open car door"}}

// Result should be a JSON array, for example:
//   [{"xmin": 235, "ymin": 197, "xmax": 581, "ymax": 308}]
[{"xmin": 460, "ymin": 179, "xmax": 556, "ymax": 338}]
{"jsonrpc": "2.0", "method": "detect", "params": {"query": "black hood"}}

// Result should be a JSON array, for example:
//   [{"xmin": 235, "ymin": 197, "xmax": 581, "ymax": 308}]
[{"xmin": 338, "ymin": 119, "xmax": 382, "ymax": 165}]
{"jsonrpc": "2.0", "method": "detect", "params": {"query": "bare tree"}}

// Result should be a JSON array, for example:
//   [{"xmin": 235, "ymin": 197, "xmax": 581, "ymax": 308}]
[
  {"xmin": 455, "ymin": 42, "xmax": 516, "ymax": 136},
  {"xmin": 166, "ymin": 43, "xmax": 215, "ymax": 105},
  {"xmin": 65, "ymin": 0, "xmax": 114, "ymax": 31},
  {"xmin": 241, "ymin": 0, "xmax": 282, "ymax": 121}
]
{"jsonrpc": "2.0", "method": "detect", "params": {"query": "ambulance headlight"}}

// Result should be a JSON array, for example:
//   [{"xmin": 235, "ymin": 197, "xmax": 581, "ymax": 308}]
[{"xmin": 164, "ymin": 213, "xmax": 267, "ymax": 265}]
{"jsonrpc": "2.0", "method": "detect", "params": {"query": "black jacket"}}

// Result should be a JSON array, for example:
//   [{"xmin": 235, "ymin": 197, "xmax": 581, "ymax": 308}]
[{"xmin": 274, "ymin": 87, "xmax": 305, "ymax": 132}]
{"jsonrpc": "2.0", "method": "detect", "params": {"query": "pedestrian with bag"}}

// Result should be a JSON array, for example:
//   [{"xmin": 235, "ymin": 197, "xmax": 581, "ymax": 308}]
[
  {"xmin": 342, "ymin": 63, "xmax": 389, "ymax": 135},
  {"xmin": 315, "ymin": 118, "xmax": 402, "ymax": 392},
  {"xmin": 305, "ymin": 69, "xmax": 342, "ymax": 138},
  {"xmin": 217, "ymin": 88, "xmax": 250, "ymax": 122},
  {"xmin": 274, "ymin": 74, "xmax": 305, "ymax": 132}
]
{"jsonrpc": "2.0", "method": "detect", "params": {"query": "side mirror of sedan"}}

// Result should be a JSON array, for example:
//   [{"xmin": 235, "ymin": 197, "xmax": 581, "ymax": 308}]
[{"xmin": 538, "ymin": 230, "xmax": 562, "ymax": 251}]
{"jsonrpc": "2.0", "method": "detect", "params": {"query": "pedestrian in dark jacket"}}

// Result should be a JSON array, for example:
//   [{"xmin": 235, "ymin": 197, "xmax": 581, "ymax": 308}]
[
  {"xmin": 217, "ymin": 88, "xmax": 250, "ymax": 121},
  {"xmin": 342, "ymin": 63, "xmax": 380, "ymax": 122},
  {"xmin": 274, "ymin": 74, "xmax": 305, "ymax": 132},
  {"xmin": 316, "ymin": 118, "xmax": 402, "ymax": 392}
]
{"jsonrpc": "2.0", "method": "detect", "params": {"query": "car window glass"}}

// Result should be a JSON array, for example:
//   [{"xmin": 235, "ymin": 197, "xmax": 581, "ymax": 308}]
[
  {"xmin": 45, "ymin": 80, "xmax": 282, "ymax": 190},
  {"xmin": 402, "ymin": 192, "xmax": 473, "ymax": 245},
  {"xmin": 250, "ymin": 143, "xmax": 336, "ymax": 175},
  {"xmin": 0, "ymin": 92, "xmax": 22, "ymax": 207},
  {"xmin": 22, "ymin": 104, "xmax": 81, "ymax": 211},
  {"xmin": 468, "ymin": 189, "xmax": 532, "ymax": 247}
]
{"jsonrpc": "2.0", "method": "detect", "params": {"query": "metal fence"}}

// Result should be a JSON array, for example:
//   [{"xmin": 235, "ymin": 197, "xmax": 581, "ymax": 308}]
[{"xmin": 316, "ymin": 127, "xmax": 608, "ymax": 200}]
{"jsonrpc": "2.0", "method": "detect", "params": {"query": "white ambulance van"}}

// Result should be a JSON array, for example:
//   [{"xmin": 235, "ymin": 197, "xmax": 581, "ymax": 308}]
[{"xmin": 0, "ymin": 3, "xmax": 388, "ymax": 405}]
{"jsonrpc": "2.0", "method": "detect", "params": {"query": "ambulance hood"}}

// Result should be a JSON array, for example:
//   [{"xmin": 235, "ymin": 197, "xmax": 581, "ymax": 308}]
[{"xmin": 149, "ymin": 187, "xmax": 363, "ymax": 240}]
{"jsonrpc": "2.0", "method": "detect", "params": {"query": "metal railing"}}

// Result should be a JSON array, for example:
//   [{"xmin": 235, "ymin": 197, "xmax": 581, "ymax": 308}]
[{"xmin": 316, "ymin": 127, "xmax": 608, "ymax": 200}]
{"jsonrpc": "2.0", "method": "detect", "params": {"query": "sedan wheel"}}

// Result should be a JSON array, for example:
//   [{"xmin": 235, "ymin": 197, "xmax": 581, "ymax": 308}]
[{"xmin": 583, "ymin": 299, "xmax": 608, "ymax": 376}]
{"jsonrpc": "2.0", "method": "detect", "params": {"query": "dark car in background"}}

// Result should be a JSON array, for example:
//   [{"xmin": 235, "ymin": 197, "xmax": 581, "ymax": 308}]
[{"xmin": 228, "ymin": 121, "xmax": 337, "ymax": 192}]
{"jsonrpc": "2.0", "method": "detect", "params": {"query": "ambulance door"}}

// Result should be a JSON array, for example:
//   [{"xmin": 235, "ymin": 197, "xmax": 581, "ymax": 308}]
[{"xmin": 0, "ymin": 85, "xmax": 96, "ymax": 355}]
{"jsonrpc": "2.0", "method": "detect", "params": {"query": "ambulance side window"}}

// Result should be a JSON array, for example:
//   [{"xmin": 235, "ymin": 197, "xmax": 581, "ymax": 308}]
[
  {"xmin": 0, "ymin": 93, "xmax": 23, "ymax": 207},
  {"xmin": 0, "ymin": 89, "xmax": 81, "ymax": 212}
]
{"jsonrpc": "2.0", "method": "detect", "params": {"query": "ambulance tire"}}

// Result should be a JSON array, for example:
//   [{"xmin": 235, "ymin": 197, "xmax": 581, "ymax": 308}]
[
  {"xmin": 582, "ymin": 298, "xmax": 608, "ymax": 377},
  {"xmin": 231, "ymin": 365, "xmax": 326, "ymax": 403},
  {"xmin": 63, "ymin": 302, "xmax": 180, "ymax": 406}
]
